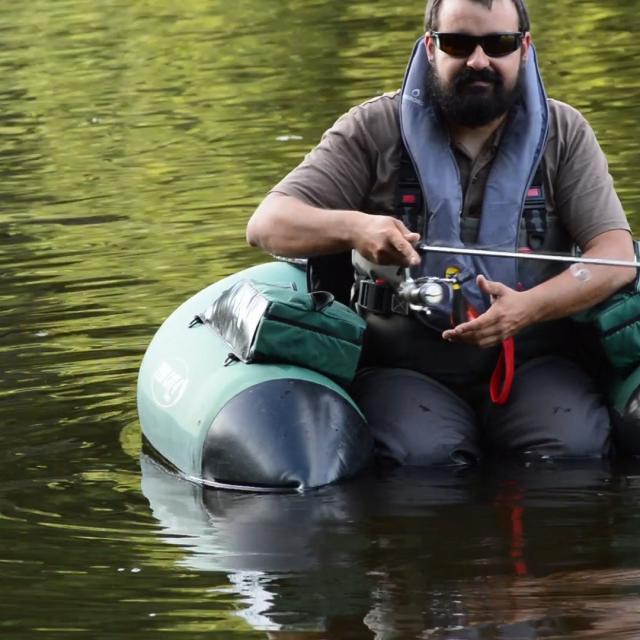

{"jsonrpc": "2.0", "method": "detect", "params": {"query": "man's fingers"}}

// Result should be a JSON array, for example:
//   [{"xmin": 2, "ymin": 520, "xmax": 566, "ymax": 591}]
[
  {"xmin": 392, "ymin": 236, "xmax": 421, "ymax": 265},
  {"xmin": 442, "ymin": 316, "xmax": 483, "ymax": 339},
  {"xmin": 392, "ymin": 220, "xmax": 421, "ymax": 264},
  {"xmin": 477, "ymin": 274, "xmax": 506, "ymax": 298},
  {"xmin": 361, "ymin": 216, "xmax": 421, "ymax": 266},
  {"xmin": 443, "ymin": 322, "xmax": 503, "ymax": 348},
  {"xmin": 393, "ymin": 218, "xmax": 418, "ymax": 237}
]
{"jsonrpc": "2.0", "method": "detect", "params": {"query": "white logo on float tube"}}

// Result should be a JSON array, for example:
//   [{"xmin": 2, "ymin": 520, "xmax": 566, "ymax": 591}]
[{"xmin": 152, "ymin": 359, "xmax": 189, "ymax": 408}]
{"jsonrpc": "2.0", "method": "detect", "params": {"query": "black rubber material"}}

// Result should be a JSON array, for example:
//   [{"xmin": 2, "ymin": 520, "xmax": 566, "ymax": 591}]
[
  {"xmin": 613, "ymin": 384, "xmax": 640, "ymax": 456},
  {"xmin": 202, "ymin": 379, "xmax": 374, "ymax": 491},
  {"xmin": 351, "ymin": 356, "xmax": 612, "ymax": 465}
]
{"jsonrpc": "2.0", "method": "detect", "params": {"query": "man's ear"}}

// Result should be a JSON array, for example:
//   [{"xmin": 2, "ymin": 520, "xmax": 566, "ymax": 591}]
[
  {"xmin": 424, "ymin": 33, "xmax": 436, "ymax": 62},
  {"xmin": 521, "ymin": 32, "xmax": 532, "ymax": 62}
]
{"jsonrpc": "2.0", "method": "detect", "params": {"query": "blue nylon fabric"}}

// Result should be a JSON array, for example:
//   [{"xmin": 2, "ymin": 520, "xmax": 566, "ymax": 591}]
[{"xmin": 399, "ymin": 38, "xmax": 549, "ymax": 327}]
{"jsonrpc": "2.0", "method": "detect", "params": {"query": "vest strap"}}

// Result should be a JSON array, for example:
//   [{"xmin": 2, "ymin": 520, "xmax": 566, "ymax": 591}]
[
  {"xmin": 394, "ymin": 147, "xmax": 424, "ymax": 234},
  {"xmin": 522, "ymin": 166, "xmax": 547, "ymax": 250},
  {"xmin": 356, "ymin": 279, "xmax": 409, "ymax": 316}
]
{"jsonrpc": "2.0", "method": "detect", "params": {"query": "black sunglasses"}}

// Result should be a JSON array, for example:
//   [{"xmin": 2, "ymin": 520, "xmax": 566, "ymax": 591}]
[{"xmin": 430, "ymin": 32, "xmax": 524, "ymax": 58}]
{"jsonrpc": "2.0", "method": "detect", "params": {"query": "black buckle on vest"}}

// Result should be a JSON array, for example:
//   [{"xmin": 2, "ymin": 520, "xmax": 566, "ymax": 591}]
[
  {"xmin": 395, "ymin": 146, "xmax": 424, "ymax": 234},
  {"xmin": 356, "ymin": 280, "xmax": 408, "ymax": 316},
  {"xmin": 398, "ymin": 187, "xmax": 423, "ymax": 232},
  {"xmin": 524, "ymin": 208, "xmax": 546, "ymax": 250},
  {"xmin": 523, "ymin": 191, "xmax": 546, "ymax": 250},
  {"xmin": 523, "ymin": 171, "xmax": 547, "ymax": 250}
]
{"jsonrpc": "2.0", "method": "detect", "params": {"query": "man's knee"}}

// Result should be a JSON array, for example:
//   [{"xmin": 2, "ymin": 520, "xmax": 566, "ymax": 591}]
[
  {"xmin": 350, "ymin": 368, "xmax": 481, "ymax": 466},
  {"xmin": 483, "ymin": 357, "xmax": 612, "ymax": 458}
]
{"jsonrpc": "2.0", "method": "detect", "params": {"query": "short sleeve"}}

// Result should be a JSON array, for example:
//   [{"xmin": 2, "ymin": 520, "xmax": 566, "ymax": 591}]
[
  {"xmin": 546, "ymin": 100, "xmax": 630, "ymax": 248},
  {"xmin": 271, "ymin": 93, "xmax": 401, "ymax": 213}
]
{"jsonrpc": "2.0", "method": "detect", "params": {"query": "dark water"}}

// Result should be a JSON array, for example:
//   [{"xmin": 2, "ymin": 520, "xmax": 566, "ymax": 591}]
[{"xmin": 2, "ymin": 0, "xmax": 640, "ymax": 637}]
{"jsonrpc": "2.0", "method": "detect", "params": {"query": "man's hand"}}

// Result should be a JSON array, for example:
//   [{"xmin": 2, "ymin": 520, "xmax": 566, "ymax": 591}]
[
  {"xmin": 442, "ymin": 275, "xmax": 531, "ymax": 348},
  {"xmin": 353, "ymin": 214, "xmax": 421, "ymax": 267}
]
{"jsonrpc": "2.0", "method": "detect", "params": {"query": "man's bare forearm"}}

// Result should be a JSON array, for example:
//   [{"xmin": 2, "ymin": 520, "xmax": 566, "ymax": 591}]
[
  {"xmin": 443, "ymin": 229, "xmax": 636, "ymax": 348},
  {"xmin": 524, "ymin": 229, "xmax": 636, "ymax": 324},
  {"xmin": 246, "ymin": 193, "xmax": 421, "ymax": 266},
  {"xmin": 246, "ymin": 193, "xmax": 362, "ymax": 257}
]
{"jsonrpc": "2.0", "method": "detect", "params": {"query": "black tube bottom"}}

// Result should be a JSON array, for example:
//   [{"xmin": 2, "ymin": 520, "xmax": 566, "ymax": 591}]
[
  {"xmin": 613, "ymin": 383, "xmax": 640, "ymax": 456},
  {"xmin": 202, "ymin": 379, "xmax": 374, "ymax": 491}
]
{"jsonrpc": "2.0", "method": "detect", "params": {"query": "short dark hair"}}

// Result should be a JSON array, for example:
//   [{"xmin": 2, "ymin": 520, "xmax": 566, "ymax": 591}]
[{"xmin": 425, "ymin": 0, "xmax": 530, "ymax": 32}]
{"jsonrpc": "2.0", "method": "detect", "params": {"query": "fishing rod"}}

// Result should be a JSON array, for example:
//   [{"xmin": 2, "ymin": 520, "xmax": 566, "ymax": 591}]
[
  {"xmin": 353, "ymin": 242, "xmax": 639, "ymax": 317},
  {"xmin": 416, "ymin": 243, "xmax": 640, "ymax": 269}
]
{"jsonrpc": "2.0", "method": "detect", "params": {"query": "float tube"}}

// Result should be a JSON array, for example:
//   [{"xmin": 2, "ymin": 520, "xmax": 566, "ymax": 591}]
[
  {"xmin": 138, "ymin": 259, "xmax": 640, "ymax": 491},
  {"xmin": 137, "ymin": 261, "xmax": 374, "ymax": 492}
]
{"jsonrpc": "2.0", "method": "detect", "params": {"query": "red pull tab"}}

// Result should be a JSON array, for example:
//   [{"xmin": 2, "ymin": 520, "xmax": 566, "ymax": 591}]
[
  {"xmin": 461, "ymin": 307, "xmax": 515, "ymax": 404},
  {"xmin": 490, "ymin": 337, "xmax": 515, "ymax": 405}
]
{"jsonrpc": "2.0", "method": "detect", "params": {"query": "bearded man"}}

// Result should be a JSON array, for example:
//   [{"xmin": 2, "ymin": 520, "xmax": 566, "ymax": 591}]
[{"xmin": 246, "ymin": 0, "xmax": 636, "ymax": 466}]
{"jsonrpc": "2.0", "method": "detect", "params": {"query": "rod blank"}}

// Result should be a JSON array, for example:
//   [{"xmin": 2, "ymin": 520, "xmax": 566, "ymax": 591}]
[{"xmin": 416, "ymin": 244, "xmax": 640, "ymax": 269}]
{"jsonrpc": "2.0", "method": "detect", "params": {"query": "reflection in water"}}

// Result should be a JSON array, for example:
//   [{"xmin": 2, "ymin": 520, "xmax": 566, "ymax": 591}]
[
  {"xmin": 2, "ymin": 0, "xmax": 640, "ymax": 636},
  {"xmin": 141, "ymin": 454, "xmax": 640, "ymax": 638}
]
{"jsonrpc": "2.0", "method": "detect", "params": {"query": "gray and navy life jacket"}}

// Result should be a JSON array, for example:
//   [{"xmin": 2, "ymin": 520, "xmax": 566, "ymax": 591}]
[
  {"xmin": 308, "ymin": 43, "xmax": 570, "ymax": 309},
  {"xmin": 307, "ymin": 40, "xmax": 576, "ymax": 383},
  {"xmin": 397, "ymin": 38, "xmax": 567, "ymax": 331}
]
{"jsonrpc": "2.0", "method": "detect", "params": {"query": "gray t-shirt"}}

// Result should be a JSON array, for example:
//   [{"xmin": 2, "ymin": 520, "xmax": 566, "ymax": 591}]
[{"xmin": 272, "ymin": 91, "xmax": 630, "ymax": 249}]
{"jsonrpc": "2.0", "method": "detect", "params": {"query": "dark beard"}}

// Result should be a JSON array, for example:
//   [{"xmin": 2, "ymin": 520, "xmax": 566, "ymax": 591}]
[{"xmin": 426, "ymin": 63, "xmax": 524, "ymax": 128}]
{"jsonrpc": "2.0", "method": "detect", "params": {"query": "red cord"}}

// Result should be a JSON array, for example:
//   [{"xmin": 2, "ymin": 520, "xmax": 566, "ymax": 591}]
[
  {"xmin": 464, "ymin": 307, "xmax": 515, "ymax": 405},
  {"xmin": 490, "ymin": 336, "xmax": 515, "ymax": 405}
]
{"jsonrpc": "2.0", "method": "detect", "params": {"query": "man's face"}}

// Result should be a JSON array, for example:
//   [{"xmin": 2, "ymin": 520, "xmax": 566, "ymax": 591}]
[{"xmin": 425, "ymin": 0, "xmax": 531, "ymax": 128}]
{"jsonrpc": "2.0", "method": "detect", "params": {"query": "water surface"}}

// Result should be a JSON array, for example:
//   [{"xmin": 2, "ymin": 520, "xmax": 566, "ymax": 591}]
[{"xmin": 2, "ymin": 0, "xmax": 640, "ymax": 637}]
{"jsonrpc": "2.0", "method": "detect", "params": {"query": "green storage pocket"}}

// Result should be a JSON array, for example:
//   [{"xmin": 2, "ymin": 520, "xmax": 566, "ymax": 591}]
[
  {"xmin": 595, "ymin": 293, "xmax": 640, "ymax": 372},
  {"xmin": 573, "ymin": 290, "xmax": 640, "ymax": 373},
  {"xmin": 573, "ymin": 240, "xmax": 640, "ymax": 374},
  {"xmin": 255, "ymin": 316, "xmax": 364, "ymax": 384},
  {"xmin": 191, "ymin": 279, "xmax": 367, "ymax": 385}
]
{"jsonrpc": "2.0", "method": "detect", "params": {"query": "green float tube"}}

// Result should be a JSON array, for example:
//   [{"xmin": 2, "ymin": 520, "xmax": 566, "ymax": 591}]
[{"xmin": 137, "ymin": 261, "xmax": 374, "ymax": 492}]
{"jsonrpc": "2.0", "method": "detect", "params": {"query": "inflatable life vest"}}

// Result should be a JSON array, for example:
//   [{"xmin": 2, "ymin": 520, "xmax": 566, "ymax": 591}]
[
  {"xmin": 350, "ymin": 40, "xmax": 575, "ymax": 385},
  {"xmin": 308, "ymin": 42, "xmax": 571, "ymax": 310},
  {"xmin": 398, "ymin": 38, "xmax": 560, "ymax": 330}
]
